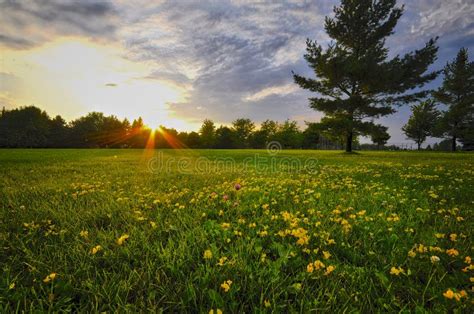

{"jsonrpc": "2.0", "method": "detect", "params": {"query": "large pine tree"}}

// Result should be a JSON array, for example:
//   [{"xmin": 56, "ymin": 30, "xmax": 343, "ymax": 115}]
[
  {"xmin": 434, "ymin": 48, "xmax": 474, "ymax": 151},
  {"xmin": 294, "ymin": 0, "xmax": 438, "ymax": 152}
]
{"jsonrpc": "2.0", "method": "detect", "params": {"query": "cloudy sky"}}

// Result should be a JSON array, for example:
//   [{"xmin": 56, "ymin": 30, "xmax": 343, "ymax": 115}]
[{"xmin": 1, "ymin": 0, "xmax": 473, "ymax": 144}]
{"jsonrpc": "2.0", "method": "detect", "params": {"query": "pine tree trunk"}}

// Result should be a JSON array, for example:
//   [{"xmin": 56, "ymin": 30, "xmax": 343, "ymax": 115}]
[
  {"xmin": 452, "ymin": 136, "xmax": 456, "ymax": 152},
  {"xmin": 346, "ymin": 132, "xmax": 352, "ymax": 152}
]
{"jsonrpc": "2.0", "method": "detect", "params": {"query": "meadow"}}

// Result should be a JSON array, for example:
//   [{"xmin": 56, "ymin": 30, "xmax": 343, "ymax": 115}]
[{"xmin": 0, "ymin": 149, "xmax": 473, "ymax": 312}]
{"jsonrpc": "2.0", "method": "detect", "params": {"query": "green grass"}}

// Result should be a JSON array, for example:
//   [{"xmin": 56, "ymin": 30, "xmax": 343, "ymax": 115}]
[{"xmin": 0, "ymin": 149, "xmax": 473, "ymax": 312}]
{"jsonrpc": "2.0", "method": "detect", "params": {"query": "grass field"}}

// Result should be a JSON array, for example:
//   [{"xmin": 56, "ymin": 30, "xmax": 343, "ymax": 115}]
[{"xmin": 1, "ymin": 149, "xmax": 473, "ymax": 312}]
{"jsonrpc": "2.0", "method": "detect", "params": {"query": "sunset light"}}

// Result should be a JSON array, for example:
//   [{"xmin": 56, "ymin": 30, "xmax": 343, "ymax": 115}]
[{"xmin": 1, "ymin": 37, "xmax": 196, "ymax": 130}]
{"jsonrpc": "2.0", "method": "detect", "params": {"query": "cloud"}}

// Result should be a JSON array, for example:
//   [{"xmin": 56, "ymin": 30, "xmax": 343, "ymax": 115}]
[
  {"xmin": 0, "ymin": 34, "xmax": 35, "ymax": 49},
  {"xmin": 408, "ymin": 0, "xmax": 474, "ymax": 39},
  {"xmin": 243, "ymin": 84, "xmax": 299, "ymax": 102},
  {"xmin": 0, "ymin": 0, "xmax": 118, "ymax": 49}
]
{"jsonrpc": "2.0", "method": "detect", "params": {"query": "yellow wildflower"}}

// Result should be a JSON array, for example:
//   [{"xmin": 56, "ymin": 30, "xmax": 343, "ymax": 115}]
[
  {"xmin": 116, "ymin": 234, "xmax": 129, "ymax": 245},
  {"xmin": 430, "ymin": 256, "xmax": 440, "ymax": 263},
  {"xmin": 446, "ymin": 248, "xmax": 459, "ymax": 257},
  {"xmin": 449, "ymin": 233, "xmax": 457, "ymax": 242},
  {"xmin": 91, "ymin": 245, "xmax": 102, "ymax": 255},
  {"xmin": 462, "ymin": 265, "xmax": 474, "ymax": 272},
  {"xmin": 79, "ymin": 230, "xmax": 89, "ymax": 238},
  {"xmin": 324, "ymin": 265, "xmax": 335, "ymax": 275},
  {"xmin": 314, "ymin": 260, "xmax": 325, "ymax": 270},
  {"xmin": 323, "ymin": 251, "xmax": 331, "ymax": 259},
  {"xmin": 217, "ymin": 257, "xmax": 228, "ymax": 266},
  {"xmin": 417, "ymin": 244, "xmax": 427, "ymax": 253},
  {"xmin": 465, "ymin": 256, "xmax": 471, "ymax": 264},
  {"xmin": 443, "ymin": 289, "xmax": 454, "ymax": 299},
  {"xmin": 264, "ymin": 300, "xmax": 271, "ymax": 308},
  {"xmin": 203, "ymin": 249, "xmax": 213, "ymax": 260},
  {"xmin": 43, "ymin": 273, "xmax": 57, "ymax": 283},
  {"xmin": 258, "ymin": 230, "xmax": 268, "ymax": 237},
  {"xmin": 296, "ymin": 236, "xmax": 309, "ymax": 245},
  {"xmin": 390, "ymin": 266, "xmax": 404, "ymax": 276},
  {"xmin": 307, "ymin": 263, "xmax": 314, "ymax": 273},
  {"xmin": 209, "ymin": 309, "xmax": 223, "ymax": 314},
  {"xmin": 220, "ymin": 280, "xmax": 232, "ymax": 292}
]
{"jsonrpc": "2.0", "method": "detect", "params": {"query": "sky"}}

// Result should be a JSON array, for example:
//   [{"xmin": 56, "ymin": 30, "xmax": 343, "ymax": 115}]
[{"xmin": 1, "ymin": 0, "xmax": 473, "ymax": 145}]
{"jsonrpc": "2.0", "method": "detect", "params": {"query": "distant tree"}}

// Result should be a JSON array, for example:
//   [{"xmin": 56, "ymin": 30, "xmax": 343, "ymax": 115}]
[
  {"xmin": 156, "ymin": 126, "xmax": 180, "ymax": 148},
  {"xmin": 433, "ymin": 139, "xmax": 455, "ymax": 151},
  {"xmin": 128, "ymin": 117, "xmax": 148, "ymax": 148},
  {"xmin": 120, "ymin": 118, "xmax": 131, "ymax": 147},
  {"xmin": 249, "ymin": 120, "xmax": 280, "ymax": 148},
  {"xmin": 199, "ymin": 119, "xmax": 216, "ymax": 148},
  {"xmin": 370, "ymin": 124, "xmax": 391, "ymax": 149},
  {"xmin": 274, "ymin": 120, "xmax": 303, "ymax": 148},
  {"xmin": 49, "ymin": 115, "xmax": 69, "ymax": 147},
  {"xmin": 177, "ymin": 131, "xmax": 189, "ymax": 147},
  {"xmin": 402, "ymin": 100, "xmax": 440, "ymax": 150},
  {"xmin": 132, "ymin": 117, "xmax": 144, "ymax": 129},
  {"xmin": 294, "ymin": 0, "xmax": 438, "ymax": 152},
  {"xmin": 232, "ymin": 118, "xmax": 255, "ymax": 148},
  {"xmin": 0, "ymin": 106, "xmax": 52, "ymax": 147},
  {"xmin": 260, "ymin": 120, "xmax": 279, "ymax": 141},
  {"xmin": 434, "ymin": 48, "xmax": 474, "ymax": 151},
  {"xmin": 249, "ymin": 129, "xmax": 267, "ymax": 148},
  {"xmin": 459, "ymin": 119, "xmax": 474, "ymax": 150},
  {"xmin": 69, "ymin": 112, "xmax": 104, "ymax": 147},
  {"xmin": 215, "ymin": 126, "xmax": 236, "ymax": 149},
  {"xmin": 186, "ymin": 131, "xmax": 201, "ymax": 148},
  {"xmin": 101, "ymin": 115, "xmax": 130, "ymax": 148},
  {"xmin": 302, "ymin": 123, "xmax": 321, "ymax": 149}
]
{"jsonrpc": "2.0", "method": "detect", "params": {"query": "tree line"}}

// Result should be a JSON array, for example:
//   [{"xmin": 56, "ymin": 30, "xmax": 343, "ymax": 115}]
[{"xmin": 0, "ymin": 108, "xmax": 333, "ymax": 149}]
